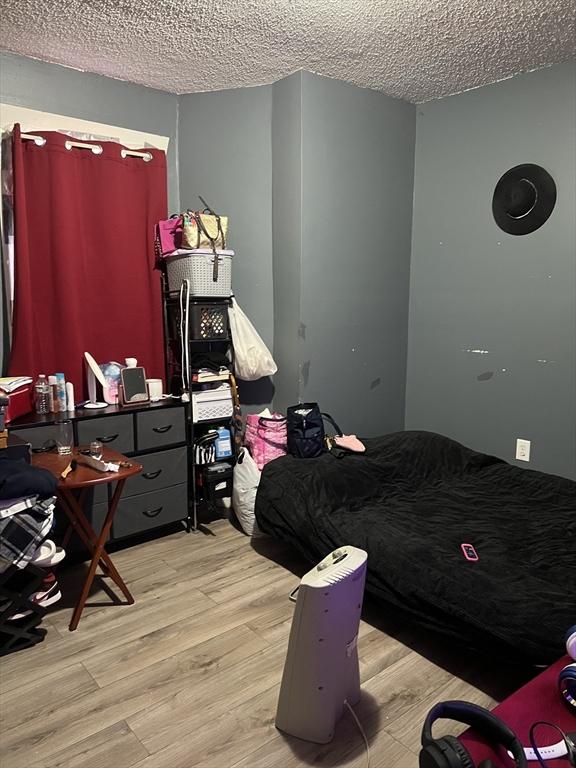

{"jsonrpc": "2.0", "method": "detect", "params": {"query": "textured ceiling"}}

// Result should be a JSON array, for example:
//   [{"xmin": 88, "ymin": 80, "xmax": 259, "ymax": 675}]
[{"xmin": 1, "ymin": 0, "xmax": 574, "ymax": 102}]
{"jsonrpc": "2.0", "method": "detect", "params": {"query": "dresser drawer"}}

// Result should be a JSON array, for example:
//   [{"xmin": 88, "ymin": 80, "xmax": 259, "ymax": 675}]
[
  {"xmin": 77, "ymin": 415, "xmax": 134, "ymax": 455},
  {"xmin": 113, "ymin": 484, "xmax": 187, "ymax": 538},
  {"xmin": 86, "ymin": 501, "xmax": 109, "ymax": 535},
  {"xmin": 54, "ymin": 499, "xmax": 108, "ymax": 557},
  {"xmin": 81, "ymin": 483, "xmax": 108, "ymax": 506},
  {"xmin": 123, "ymin": 447, "xmax": 187, "ymax": 498},
  {"xmin": 10, "ymin": 424, "xmax": 61, "ymax": 452},
  {"xmin": 136, "ymin": 408, "xmax": 186, "ymax": 451}
]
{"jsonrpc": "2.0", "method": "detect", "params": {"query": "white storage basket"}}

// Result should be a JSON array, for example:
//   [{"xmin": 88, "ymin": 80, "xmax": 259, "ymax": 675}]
[
  {"xmin": 165, "ymin": 249, "xmax": 234, "ymax": 296},
  {"xmin": 192, "ymin": 387, "xmax": 233, "ymax": 423}
]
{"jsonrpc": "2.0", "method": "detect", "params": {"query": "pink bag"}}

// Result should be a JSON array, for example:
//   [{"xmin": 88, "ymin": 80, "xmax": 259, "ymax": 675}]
[
  {"xmin": 244, "ymin": 413, "xmax": 287, "ymax": 470},
  {"xmin": 155, "ymin": 216, "xmax": 183, "ymax": 256},
  {"xmin": 333, "ymin": 434, "xmax": 365, "ymax": 453}
]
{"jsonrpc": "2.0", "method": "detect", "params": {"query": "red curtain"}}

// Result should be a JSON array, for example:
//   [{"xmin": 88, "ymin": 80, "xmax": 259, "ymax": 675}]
[{"xmin": 9, "ymin": 124, "xmax": 167, "ymax": 398}]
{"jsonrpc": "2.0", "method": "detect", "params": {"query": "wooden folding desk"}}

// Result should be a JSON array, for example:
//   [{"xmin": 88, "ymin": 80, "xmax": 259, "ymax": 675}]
[{"xmin": 32, "ymin": 447, "xmax": 141, "ymax": 630}]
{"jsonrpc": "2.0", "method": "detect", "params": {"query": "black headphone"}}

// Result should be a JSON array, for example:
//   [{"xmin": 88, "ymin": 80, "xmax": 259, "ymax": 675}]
[{"xmin": 420, "ymin": 700, "xmax": 527, "ymax": 768}]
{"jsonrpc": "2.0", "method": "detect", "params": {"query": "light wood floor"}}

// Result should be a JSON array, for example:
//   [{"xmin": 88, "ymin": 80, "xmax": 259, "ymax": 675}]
[{"xmin": 0, "ymin": 519, "xmax": 534, "ymax": 768}]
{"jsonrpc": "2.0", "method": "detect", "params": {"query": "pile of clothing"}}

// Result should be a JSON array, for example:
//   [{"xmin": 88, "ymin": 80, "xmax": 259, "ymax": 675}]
[{"xmin": 0, "ymin": 457, "xmax": 65, "ymax": 618}]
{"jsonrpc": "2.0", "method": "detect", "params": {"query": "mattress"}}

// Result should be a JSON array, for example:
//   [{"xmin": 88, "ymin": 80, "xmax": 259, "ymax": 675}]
[{"xmin": 255, "ymin": 430, "xmax": 576, "ymax": 663}]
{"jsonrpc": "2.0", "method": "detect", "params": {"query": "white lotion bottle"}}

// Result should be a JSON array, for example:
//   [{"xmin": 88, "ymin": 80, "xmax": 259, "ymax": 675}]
[{"xmin": 66, "ymin": 381, "xmax": 75, "ymax": 411}]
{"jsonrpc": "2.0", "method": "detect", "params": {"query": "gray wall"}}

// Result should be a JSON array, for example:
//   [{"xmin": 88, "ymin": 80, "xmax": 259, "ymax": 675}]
[
  {"xmin": 298, "ymin": 72, "xmax": 415, "ymax": 436},
  {"xmin": 405, "ymin": 61, "xmax": 576, "ymax": 479},
  {"xmin": 178, "ymin": 86, "xmax": 273, "ymax": 349},
  {"xmin": 178, "ymin": 85, "xmax": 274, "ymax": 410},
  {"xmin": 178, "ymin": 73, "xmax": 416, "ymax": 431}
]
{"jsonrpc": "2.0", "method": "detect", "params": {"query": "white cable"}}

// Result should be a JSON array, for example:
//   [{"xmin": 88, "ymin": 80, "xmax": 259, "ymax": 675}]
[
  {"xmin": 507, "ymin": 740, "xmax": 569, "ymax": 761},
  {"xmin": 179, "ymin": 281, "xmax": 185, "ymax": 391},
  {"xmin": 179, "ymin": 279, "xmax": 190, "ymax": 402},
  {"xmin": 344, "ymin": 700, "xmax": 370, "ymax": 768},
  {"xmin": 184, "ymin": 279, "xmax": 190, "ymax": 396}
]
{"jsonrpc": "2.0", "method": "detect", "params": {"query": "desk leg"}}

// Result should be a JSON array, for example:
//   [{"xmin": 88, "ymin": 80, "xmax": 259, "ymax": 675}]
[
  {"xmin": 58, "ymin": 493, "xmax": 114, "ymax": 580},
  {"xmin": 59, "ymin": 490, "xmax": 110, "ymax": 577},
  {"xmin": 60, "ymin": 483, "xmax": 134, "ymax": 631},
  {"xmin": 61, "ymin": 490, "xmax": 110, "ymax": 573}
]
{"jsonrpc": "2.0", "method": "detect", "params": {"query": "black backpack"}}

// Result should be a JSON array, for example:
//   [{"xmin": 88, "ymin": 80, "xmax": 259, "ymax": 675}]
[{"xmin": 286, "ymin": 403, "xmax": 342, "ymax": 458}]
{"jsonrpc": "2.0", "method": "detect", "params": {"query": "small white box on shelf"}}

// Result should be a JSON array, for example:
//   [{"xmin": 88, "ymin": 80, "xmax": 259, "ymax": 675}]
[{"xmin": 192, "ymin": 386, "xmax": 233, "ymax": 423}]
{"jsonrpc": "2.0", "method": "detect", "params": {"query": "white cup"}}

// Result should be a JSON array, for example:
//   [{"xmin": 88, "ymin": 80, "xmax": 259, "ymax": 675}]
[
  {"xmin": 146, "ymin": 378, "xmax": 163, "ymax": 400},
  {"xmin": 125, "ymin": 357, "xmax": 137, "ymax": 368}
]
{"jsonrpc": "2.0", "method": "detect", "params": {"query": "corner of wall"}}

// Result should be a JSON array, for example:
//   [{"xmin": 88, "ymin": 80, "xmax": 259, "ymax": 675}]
[
  {"xmin": 271, "ymin": 72, "xmax": 304, "ymax": 412},
  {"xmin": 403, "ymin": 101, "xmax": 421, "ymax": 431},
  {"xmin": 174, "ymin": 94, "xmax": 181, "ymax": 213}
]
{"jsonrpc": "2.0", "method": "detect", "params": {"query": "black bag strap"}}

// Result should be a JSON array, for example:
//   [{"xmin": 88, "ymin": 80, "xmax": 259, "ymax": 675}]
[
  {"xmin": 183, "ymin": 207, "xmax": 226, "ymax": 281},
  {"xmin": 194, "ymin": 432, "xmax": 218, "ymax": 447},
  {"xmin": 194, "ymin": 211, "xmax": 225, "ymax": 281},
  {"xmin": 258, "ymin": 416, "xmax": 287, "ymax": 427},
  {"xmin": 321, "ymin": 412, "xmax": 342, "ymax": 437},
  {"xmin": 198, "ymin": 195, "xmax": 215, "ymax": 214}
]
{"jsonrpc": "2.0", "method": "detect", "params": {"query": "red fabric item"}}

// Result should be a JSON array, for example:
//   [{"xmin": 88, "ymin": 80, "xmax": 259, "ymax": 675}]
[
  {"xmin": 9, "ymin": 125, "xmax": 167, "ymax": 398},
  {"xmin": 460, "ymin": 656, "xmax": 575, "ymax": 767}
]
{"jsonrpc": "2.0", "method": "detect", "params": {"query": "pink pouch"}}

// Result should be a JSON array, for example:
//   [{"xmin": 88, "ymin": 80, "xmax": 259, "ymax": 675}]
[
  {"xmin": 244, "ymin": 413, "xmax": 287, "ymax": 470},
  {"xmin": 333, "ymin": 434, "xmax": 365, "ymax": 453},
  {"xmin": 156, "ymin": 216, "xmax": 183, "ymax": 256}
]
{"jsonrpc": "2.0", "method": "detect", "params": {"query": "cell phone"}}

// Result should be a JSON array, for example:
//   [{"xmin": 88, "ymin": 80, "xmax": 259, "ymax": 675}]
[{"xmin": 461, "ymin": 543, "xmax": 479, "ymax": 561}]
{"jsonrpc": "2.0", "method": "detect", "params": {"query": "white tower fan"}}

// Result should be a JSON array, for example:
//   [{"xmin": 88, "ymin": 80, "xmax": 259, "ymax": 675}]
[{"xmin": 275, "ymin": 545, "xmax": 368, "ymax": 744}]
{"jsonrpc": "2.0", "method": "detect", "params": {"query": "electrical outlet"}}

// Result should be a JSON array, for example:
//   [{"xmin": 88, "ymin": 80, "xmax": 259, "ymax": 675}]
[{"xmin": 516, "ymin": 438, "xmax": 531, "ymax": 462}]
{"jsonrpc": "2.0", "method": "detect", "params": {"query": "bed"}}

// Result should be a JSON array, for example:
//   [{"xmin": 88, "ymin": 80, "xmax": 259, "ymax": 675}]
[{"xmin": 255, "ymin": 430, "xmax": 576, "ymax": 663}]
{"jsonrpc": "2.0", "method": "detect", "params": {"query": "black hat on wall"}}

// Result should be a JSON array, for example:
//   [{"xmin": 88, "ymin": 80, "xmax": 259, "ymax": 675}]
[{"xmin": 492, "ymin": 164, "xmax": 557, "ymax": 236}]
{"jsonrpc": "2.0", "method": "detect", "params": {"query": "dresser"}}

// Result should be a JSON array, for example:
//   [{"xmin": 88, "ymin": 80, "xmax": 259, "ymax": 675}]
[{"xmin": 8, "ymin": 400, "xmax": 189, "ymax": 541}]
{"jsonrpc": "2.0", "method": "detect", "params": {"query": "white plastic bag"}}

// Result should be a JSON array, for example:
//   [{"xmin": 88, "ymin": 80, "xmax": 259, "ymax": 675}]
[
  {"xmin": 232, "ymin": 447, "xmax": 262, "ymax": 537},
  {"xmin": 228, "ymin": 298, "xmax": 277, "ymax": 381}
]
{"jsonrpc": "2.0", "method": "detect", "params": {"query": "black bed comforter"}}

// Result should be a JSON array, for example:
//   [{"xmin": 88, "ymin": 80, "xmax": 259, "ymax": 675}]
[{"xmin": 255, "ymin": 430, "xmax": 576, "ymax": 663}]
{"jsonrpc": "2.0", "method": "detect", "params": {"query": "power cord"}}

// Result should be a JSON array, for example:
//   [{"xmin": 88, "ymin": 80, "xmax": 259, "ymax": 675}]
[
  {"xmin": 344, "ymin": 700, "xmax": 370, "ymax": 768},
  {"xmin": 529, "ymin": 722, "xmax": 576, "ymax": 768},
  {"xmin": 288, "ymin": 586, "xmax": 299, "ymax": 603},
  {"xmin": 179, "ymin": 279, "xmax": 190, "ymax": 403}
]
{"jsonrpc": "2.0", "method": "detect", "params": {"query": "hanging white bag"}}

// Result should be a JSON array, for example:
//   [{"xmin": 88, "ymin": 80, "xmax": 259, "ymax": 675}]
[
  {"xmin": 232, "ymin": 447, "xmax": 263, "ymax": 537},
  {"xmin": 228, "ymin": 297, "xmax": 277, "ymax": 381}
]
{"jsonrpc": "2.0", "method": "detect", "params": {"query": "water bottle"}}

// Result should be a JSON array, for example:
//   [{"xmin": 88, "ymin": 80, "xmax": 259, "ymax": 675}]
[
  {"xmin": 215, "ymin": 426, "xmax": 233, "ymax": 459},
  {"xmin": 34, "ymin": 374, "xmax": 51, "ymax": 414}
]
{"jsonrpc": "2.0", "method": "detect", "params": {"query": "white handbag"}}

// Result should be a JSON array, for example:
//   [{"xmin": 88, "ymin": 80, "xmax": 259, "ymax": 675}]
[{"xmin": 228, "ymin": 298, "xmax": 277, "ymax": 381}]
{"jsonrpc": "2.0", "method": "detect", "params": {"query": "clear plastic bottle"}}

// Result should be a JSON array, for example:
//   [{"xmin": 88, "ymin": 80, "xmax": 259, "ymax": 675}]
[
  {"xmin": 48, "ymin": 374, "xmax": 57, "ymax": 412},
  {"xmin": 34, "ymin": 374, "xmax": 51, "ymax": 414},
  {"xmin": 56, "ymin": 373, "xmax": 67, "ymax": 412}
]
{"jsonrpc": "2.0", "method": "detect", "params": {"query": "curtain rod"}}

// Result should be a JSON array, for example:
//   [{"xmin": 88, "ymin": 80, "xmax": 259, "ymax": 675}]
[
  {"xmin": 21, "ymin": 132, "xmax": 46, "ymax": 146},
  {"xmin": 21, "ymin": 132, "xmax": 153, "ymax": 161}
]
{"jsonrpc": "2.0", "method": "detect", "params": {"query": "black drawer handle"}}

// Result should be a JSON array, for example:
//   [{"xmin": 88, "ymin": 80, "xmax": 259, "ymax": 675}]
[
  {"xmin": 97, "ymin": 434, "xmax": 119, "ymax": 443},
  {"xmin": 143, "ymin": 469, "xmax": 162, "ymax": 480},
  {"xmin": 143, "ymin": 506, "xmax": 163, "ymax": 518},
  {"xmin": 152, "ymin": 425, "xmax": 173, "ymax": 434}
]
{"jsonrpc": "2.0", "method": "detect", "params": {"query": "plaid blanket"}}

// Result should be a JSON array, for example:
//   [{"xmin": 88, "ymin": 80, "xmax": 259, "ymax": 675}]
[{"xmin": 0, "ymin": 497, "xmax": 56, "ymax": 573}]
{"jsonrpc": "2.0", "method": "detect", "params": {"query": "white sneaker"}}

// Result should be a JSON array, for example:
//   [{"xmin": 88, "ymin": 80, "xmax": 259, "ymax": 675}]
[{"xmin": 9, "ymin": 581, "xmax": 62, "ymax": 620}]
